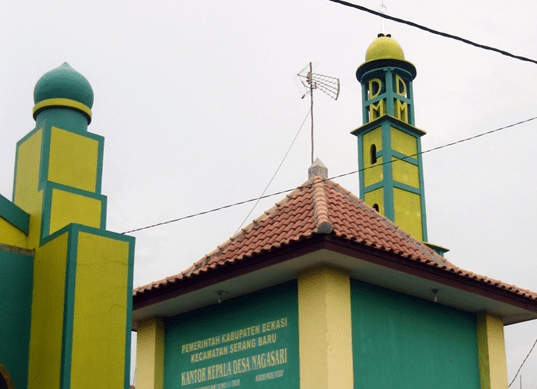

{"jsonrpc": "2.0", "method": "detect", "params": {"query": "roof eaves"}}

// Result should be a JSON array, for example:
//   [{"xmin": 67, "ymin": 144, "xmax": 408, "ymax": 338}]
[
  {"xmin": 133, "ymin": 233, "xmax": 537, "ymax": 316},
  {"xmin": 326, "ymin": 179, "xmax": 455, "ymax": 268}
]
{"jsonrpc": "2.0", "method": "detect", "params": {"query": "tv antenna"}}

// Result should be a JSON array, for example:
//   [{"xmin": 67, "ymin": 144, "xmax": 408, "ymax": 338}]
[{"xmin": 295, "ymin": 62, "xmax": 339, "ymax": 164}]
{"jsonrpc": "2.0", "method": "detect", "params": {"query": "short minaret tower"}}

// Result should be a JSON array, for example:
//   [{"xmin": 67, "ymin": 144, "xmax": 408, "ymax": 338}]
[
  {"xmin": 352, "ymin": 34, "xmax": 428, "ymax": 242},
  {"xmin": 10, "ymin": 63, "xmax": 135, "ymax": 388}
]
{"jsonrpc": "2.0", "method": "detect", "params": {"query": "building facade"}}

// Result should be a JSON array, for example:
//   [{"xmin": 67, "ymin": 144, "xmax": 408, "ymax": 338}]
[{"xmin": 133, "ymin": 36, "xmax": 537, "ymax": 389}]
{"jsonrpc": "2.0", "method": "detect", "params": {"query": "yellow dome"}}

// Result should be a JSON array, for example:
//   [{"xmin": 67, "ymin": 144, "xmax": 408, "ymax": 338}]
[{"xmin": 365, "ymin": 35, "xmax": 405, "ymax": 62}]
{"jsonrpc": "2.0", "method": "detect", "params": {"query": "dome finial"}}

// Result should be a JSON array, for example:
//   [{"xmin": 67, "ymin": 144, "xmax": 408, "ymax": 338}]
[{"xmin": 378, "ymin": 1, "xmax": 388, "ymax": 35}]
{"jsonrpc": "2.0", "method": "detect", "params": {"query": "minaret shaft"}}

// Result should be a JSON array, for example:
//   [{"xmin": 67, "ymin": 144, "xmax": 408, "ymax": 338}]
[
  {"xmin": 352, "ymin": 35, "xmax": 428, "ymax": 242},
  {"xmin": 11, "ymin": 63, "xmax": 135, "ymax": 389}
]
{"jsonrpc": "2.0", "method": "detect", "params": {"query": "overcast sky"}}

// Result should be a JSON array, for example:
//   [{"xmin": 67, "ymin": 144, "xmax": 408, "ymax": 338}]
[{"xmin": 1, "ymin": 0, "xmax": 536, "ymax": 385}]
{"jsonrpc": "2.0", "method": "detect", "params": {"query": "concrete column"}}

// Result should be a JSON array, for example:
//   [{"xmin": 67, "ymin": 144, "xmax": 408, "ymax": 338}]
[
  {"xmin": 476, "ymin": 312, "xmax": 508, "ymax": 389},
  {"xmin": 137, "ymin": 317, "xmax": 165, "ymax": 389},
  {"xmin": 298, "ymin": 266, "xmax": 353, "ymax": 389}
]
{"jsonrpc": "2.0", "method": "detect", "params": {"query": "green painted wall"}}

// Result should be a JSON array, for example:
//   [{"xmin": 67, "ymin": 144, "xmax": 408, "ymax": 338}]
[
  {"xmin": 0, "ymin": 248, "xmax": 34, "ymax": 389},
  {"xmin": 351, "ymin": 279, "xmax": 480, "ymax": 388},
  {"xmin": 164, "ymin": 281, "xmax": 299, "ymax": 389}
]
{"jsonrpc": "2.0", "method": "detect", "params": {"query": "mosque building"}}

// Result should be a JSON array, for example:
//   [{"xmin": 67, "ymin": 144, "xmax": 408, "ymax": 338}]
[{"xmin": 132, "ymin": 34, "xmax": 537, "ymax": 389}]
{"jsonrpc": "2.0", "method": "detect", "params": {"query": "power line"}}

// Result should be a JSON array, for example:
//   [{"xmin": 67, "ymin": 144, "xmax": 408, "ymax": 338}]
[
  {"xmin": 509, "ymin": 337, "xmax": 537, "ymax": 388},
  {"xmin": 328, "ymin": 0, "xmax": 537, "ymax": 66},
  {"xmin": 121, "ymin": 187, "xmax": 297, "ymax": 234},
  {"xmin": 121, "ymin": 116, "xmax": 537, "ymax": 234},
  {"xmin": 234, "ymin": 108, "xmax": 311, "ymax": 235}
]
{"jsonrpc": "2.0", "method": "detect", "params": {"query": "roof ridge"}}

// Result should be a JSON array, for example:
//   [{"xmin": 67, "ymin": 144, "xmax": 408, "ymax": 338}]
[
  {"xmin": 325, "ymin": 179, "xmax": 455, "ymax": 268},
  {"xmin": 311, "ymin": 176, "xmax": 333, "ymax": 234}
]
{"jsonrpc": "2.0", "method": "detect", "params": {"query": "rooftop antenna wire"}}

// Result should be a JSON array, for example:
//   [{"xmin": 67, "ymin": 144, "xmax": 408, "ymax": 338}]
[
  {"xmin": 309, "ymin": 62, "xmax": 314, "ymax": 164},
  {"xmin": 295, "ymin": 62, "xmax": 340, "ymax": 164},
  {"xmin": 233, "ymin": 108, "xmax": 311, "ymax": 235}
]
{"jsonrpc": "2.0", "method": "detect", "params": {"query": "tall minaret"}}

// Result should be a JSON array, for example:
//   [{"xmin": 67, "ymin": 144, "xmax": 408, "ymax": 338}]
[
  {"xmin": 352, "ymin": 34, "xmax": 428, "ymax": 242},
  {"xmin": 12, "ymin": 63, "xmax": 135, "ymax": 388}
]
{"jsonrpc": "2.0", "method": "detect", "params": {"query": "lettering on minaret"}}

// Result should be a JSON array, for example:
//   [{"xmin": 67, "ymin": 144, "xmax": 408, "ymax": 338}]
[{"xmin": 394, "ymin": 75, "xmax": 409, "ymax": 123}]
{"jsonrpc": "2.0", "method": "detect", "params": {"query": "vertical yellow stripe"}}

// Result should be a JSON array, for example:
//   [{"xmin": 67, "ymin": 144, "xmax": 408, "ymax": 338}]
[
  {"xmin": 298, "ymin": 266, "xmax": 353, "ymax": 389},
  {"xmin": 393, "ymin": 188, "xmax": 423, "ymax": 241},
  {"xmin": 14, "ymin": 129, "xmax": 44, "ymax": 249},
  {"xmin": 27, "ymin": 233, "xmax": 68, "ymax": 388},
  {"xmin": 137, "ymin": 317, "xmax": 165, "ymax": 389},
  {"xmin": 70, "ymin": 233, "xmax": 130, "ymax": 388},
  {"xmin": 476, "ymin": 312, "xmax": 508, "ymax": 389}
]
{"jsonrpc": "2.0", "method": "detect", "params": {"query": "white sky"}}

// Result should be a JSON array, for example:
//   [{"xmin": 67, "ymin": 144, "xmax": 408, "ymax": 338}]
[{"xmin": 1, "ymin": 0, "xmax": 536, "ymax": 386}]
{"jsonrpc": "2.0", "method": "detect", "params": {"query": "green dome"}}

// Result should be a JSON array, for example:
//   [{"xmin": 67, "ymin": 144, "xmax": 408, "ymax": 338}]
[
  {"xmin": 365, "ymin": 35, "xmax": 405, "ymax": 62},
  {"xmin": 34, "ymin": 62, "xmax": 94, "ymax": 109}
]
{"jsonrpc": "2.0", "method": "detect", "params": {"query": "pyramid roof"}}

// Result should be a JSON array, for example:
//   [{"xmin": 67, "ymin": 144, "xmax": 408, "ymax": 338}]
[{"xmin": 133, "ymin": 175, "xmax": 537, "ymax": 325}]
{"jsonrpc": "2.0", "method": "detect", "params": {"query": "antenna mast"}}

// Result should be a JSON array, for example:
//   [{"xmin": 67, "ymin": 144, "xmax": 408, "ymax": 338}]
[
  {"xmin": 295, "ymin": 63, "xmax": 340, "ymax": 164},
  {"xmin": 309, "ymin": 62, "xmax": 314, "ymax": 164}
]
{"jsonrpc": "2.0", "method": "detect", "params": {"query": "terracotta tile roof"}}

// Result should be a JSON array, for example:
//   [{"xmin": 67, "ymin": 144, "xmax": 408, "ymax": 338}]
[{"xmin": 133, "ymin": 176, "xmax": 537, "ymax": 302}]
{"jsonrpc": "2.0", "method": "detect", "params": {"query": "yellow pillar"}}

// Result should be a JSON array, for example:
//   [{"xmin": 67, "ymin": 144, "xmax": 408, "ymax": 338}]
[
  {"xmin": 476, "ymin": 312, "xmax": 508, "ymax": 389},
  {"xmin": 137, "ymin": 317, "xmax": 165, "ymax": 389},
  {"xmin": 298, "ymin": 266, "xmax": 353, "ymax": 389}
]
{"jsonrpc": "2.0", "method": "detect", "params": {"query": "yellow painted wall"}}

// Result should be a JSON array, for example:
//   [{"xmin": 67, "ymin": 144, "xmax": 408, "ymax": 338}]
[
  {"xmin": 0, "ymin": 217, "xmax": 27, "ymax": 247},
  {"xmin": 363, "ymin": 127, "xmax": 382, "ymax": 154},
  {"xmin": 27, "ymin": 232, "xmax": 68, "ymax": 388},
  {"xmin": 393, "ymin": 188, "xmax": 422, "ymax": 241},
  {"xmin": 14, "ymin": 129, "xmax": 44, "ymax": 248},
  {"xmin": 298, "ymin": 266, "xmax": 353, "ymax": 389},
  {"xmin": 14, "ymin": 130, "xmax": 42, "ymax": 207},
  {"xmin": 476, "ymin": 312, "xmax": 508, "ymax": 389},
  {"xmin": 363, "ymin": 128, "xmax": 383, "ymax": 186},
  {"xmin": 392, "ymin": 157, "xmax": 420, "ymax": 189},
  {"xmin": 391, "ymin": 127, "xmax": 417, "ymax": 156},
  {"xmin": 364, "ymin": 155, "xmax": 383, "ymax": 187},
  {"xmin": 48, "ymin": 127, "xmax": 99, "ymax": 193},
  {"xmin": 137, "ymin": 318, "xmax": 165, "ymax": 389},
  {"xmin": 69, "ymin": 231, "xmax": 130, "ymax": 388},
  {"xmin": 49, "ymin": 189, "xmax": 102, "ymax": 235},
  {"xmin": 364, "ymin": 187, "xmax": 384, "ymax": 214}
]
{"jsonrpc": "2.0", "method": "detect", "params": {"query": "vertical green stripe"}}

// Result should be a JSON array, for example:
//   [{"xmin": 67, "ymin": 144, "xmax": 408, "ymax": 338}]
[
  {"xmin": 95, "ymin": 137, "xmax": 104, "ymax": 194},
  {"xmin": 382, "ymin": 121, "xmax": 394, "ymax": 221},
  {"xmin": 123, "ymin": 237, "xmax": 136, "ymax": 389},
  {"xmin": 60, "ymin": 225, "xmax": 79, "ymax": 389},
  {"xmin": 38, "ymin": 124, "xmax": 51, "ymax": 192}
]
